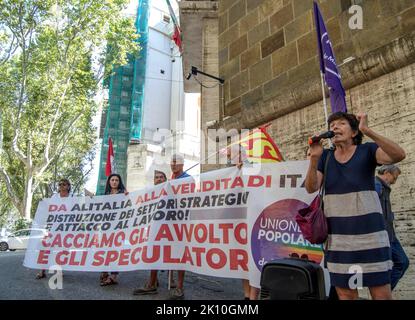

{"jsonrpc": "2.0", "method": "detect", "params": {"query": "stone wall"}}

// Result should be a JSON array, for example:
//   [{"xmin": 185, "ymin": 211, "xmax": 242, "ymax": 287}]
[
  {"xmin": 218, "ymin": 0, "xmax": 415, "ymax": 127},
  {"xmin": 126, "ymin": 144, "xmax": 148, "ymax": 191},
  {"xmin": 216, "ymin": 0, "xmax": 415, "ymax": 298},
  {"xmin": 179, "ymin": 1, "xmax": 221, "ymax": 172}
]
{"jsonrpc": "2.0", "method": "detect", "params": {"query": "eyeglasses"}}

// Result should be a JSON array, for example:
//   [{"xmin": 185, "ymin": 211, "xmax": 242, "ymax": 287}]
[{"xmin": 58, "ymin": 183, "xmax": 68, "ymax": 186}]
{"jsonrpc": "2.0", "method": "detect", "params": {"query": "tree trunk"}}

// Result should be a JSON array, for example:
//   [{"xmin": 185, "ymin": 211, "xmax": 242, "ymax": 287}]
[{"xmin": 23, "ymin": 174, "xmax": 34, "ymax": 221}]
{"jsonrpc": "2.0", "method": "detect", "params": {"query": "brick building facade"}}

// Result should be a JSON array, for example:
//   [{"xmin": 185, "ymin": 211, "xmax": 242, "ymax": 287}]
[{"xmin": 181, "ymin": 0, "xmax": 415, "ymax": 298}]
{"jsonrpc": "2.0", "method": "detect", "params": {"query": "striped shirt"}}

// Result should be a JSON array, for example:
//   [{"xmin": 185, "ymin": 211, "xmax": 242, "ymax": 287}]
[{"xmin": 318, "ymin": 143, "xmax": 392, "ymax": 288}]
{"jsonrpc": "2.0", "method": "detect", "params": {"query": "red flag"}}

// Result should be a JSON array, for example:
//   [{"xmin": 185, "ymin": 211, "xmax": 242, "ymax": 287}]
[
  {"xmin": 165, "ymin": 0, "xmax": 182, "ymax": 52},
  {"xmin": 172, "ymin": 25, "xmax": 182, "ymax": 52},
  {"xmin": 221, "ymin": 125, "xmax": 284, "ymax": 163},
  {"xmin": 239, "ymin": 125, "xmax": 284, "ymax": 163},
  {"xmin": 105, "ymin": 137, "xmax": 115, "ymax": 176}
]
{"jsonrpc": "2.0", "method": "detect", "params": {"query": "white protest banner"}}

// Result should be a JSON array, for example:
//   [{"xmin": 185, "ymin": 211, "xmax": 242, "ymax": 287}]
[{"xmin": 24, "ymin": 161, "xmax": 324, "ymax": 288}]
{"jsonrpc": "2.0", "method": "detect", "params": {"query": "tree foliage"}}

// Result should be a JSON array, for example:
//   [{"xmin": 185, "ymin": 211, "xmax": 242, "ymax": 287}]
[{"xmin": 0, "ymin": 0, "xmax": 139, "ymax": 220}]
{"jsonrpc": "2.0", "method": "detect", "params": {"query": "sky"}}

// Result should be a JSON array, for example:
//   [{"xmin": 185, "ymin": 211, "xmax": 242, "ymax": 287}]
[{"xmin": 83, "ymin": 0, "xmax": 182, "ymax": 194}]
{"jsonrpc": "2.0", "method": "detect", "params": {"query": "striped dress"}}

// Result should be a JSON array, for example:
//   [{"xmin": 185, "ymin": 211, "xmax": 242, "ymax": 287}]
[{"xmin": 318, "ymin": 143, "xmax": 392, "ymax": 288}]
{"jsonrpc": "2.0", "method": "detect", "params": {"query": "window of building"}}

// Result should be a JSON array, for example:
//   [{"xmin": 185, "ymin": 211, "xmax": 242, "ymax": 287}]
[
  {"xmin": 120, "ymin": 105, "xmax": 128, "ymax": 114},
  {"xmin": 163, "ymin": 15, "xmax": 170, "ymax": 23},
  {"xmin": 121, "ymin": 121, "xmax": 129, "ymax": 130}
]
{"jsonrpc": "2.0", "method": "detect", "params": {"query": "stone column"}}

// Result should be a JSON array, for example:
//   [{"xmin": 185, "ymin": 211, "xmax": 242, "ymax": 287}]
[
  {"xmin": 126, "ymin": 143, "xmax": 148, "ymax": 191},
  {"xmin": 201, "ymin": 17, "xmax": 222, "ymax": 173}
]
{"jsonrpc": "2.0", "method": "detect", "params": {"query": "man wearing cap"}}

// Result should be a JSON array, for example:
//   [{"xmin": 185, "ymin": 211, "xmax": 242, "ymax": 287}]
[{"xmin": 375, "ymin": 165, "xmax": 410, "ymax": 290}]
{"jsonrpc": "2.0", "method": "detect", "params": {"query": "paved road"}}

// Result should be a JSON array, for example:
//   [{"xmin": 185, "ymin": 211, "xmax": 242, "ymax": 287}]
[{"xmin": 0, "ymin": 251, "xmax": 244, "ymax": 300}]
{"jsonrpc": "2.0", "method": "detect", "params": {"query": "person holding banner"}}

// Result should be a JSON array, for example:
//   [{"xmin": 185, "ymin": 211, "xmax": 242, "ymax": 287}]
[
  {"xmin": 226, "ymin": 144, "xmax": 260, "ymax": 300},
  {"xmin": 100, "ymin": 173, "xmax": 128, "ymax": 286},
  {"xmin": 133, "ymin": 170, "xmax": 168, "ymax": 295},
  {"xmin": 305, "ymin": 111, "xmax": 406, "ymax": 300},
  {"xmin": 36, "ymin": 178, "xmax": 71, "ymax": 280},
  {"xmin": 169, "ymin": 154, "xmax": 191, "ymax": 300}
]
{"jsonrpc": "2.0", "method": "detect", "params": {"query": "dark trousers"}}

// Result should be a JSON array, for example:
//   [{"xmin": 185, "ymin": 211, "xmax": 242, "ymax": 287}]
[{"xmin": 390, "ymin": 238, "xmax": 409, "ymax": 290}]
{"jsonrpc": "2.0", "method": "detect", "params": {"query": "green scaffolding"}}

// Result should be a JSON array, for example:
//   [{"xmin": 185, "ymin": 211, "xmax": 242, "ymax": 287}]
[
  {"xmin": 130, "ymin": 0, "xmax": 149, "ymax": 142},
  {"xmin": 96, "ymin": 0, "xmax": 149, "ymax": 195}
]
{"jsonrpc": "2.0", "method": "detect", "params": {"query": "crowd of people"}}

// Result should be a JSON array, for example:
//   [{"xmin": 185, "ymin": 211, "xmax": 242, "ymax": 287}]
[{"xmin": 35, "ymin": 111, "xmax": 409, "ymax": 300}]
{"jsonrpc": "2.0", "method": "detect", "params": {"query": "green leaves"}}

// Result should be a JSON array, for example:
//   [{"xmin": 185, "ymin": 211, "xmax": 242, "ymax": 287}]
[{"xmin": 0, "ymin": 0, "xmax": 140, "ymax": 219}]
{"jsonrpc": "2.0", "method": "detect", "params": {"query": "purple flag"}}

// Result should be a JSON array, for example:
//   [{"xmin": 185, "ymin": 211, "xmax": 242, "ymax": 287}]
[{"xmin": 313, "ymin": 1, "xmax": 347, "ymax": 113}]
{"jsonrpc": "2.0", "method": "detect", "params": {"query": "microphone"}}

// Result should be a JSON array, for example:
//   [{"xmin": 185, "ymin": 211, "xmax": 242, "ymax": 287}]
[{"xmin": 308, "ymin": 131, "xmax": 335, "ymax": 145}]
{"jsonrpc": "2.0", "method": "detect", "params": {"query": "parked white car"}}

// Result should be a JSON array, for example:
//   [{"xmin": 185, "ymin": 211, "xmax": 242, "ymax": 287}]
[
  {"xmin": 0, "ymin": 228, "xmax": 48, "ymax": 251},
  {"xmin": 0, "ymin": 235, "xmax": 9, "ymax": 251}
]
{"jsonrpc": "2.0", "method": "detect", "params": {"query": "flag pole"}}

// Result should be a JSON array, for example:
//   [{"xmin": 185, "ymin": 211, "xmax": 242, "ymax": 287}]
[
  {"xmin": 181, "ymin": 130, "xmax": 258, "ymax": 175},
  {"xmin": 320, "ymin": 72, "xmax": 329, "ymax": 124},
  {"xmin": 181, "ymin": 129, "xmax": 254, "ymax": 175},
  {"xmin": 181, "ymin": 148, "xmax": 224, "ymax": 175},
  {"xmin": 320, "ymin": 72, "xmax": 333, "ymax": 148},
  {"xmin": 168, "ymin": 270, "xmax": 171, "ymax": 291}
]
